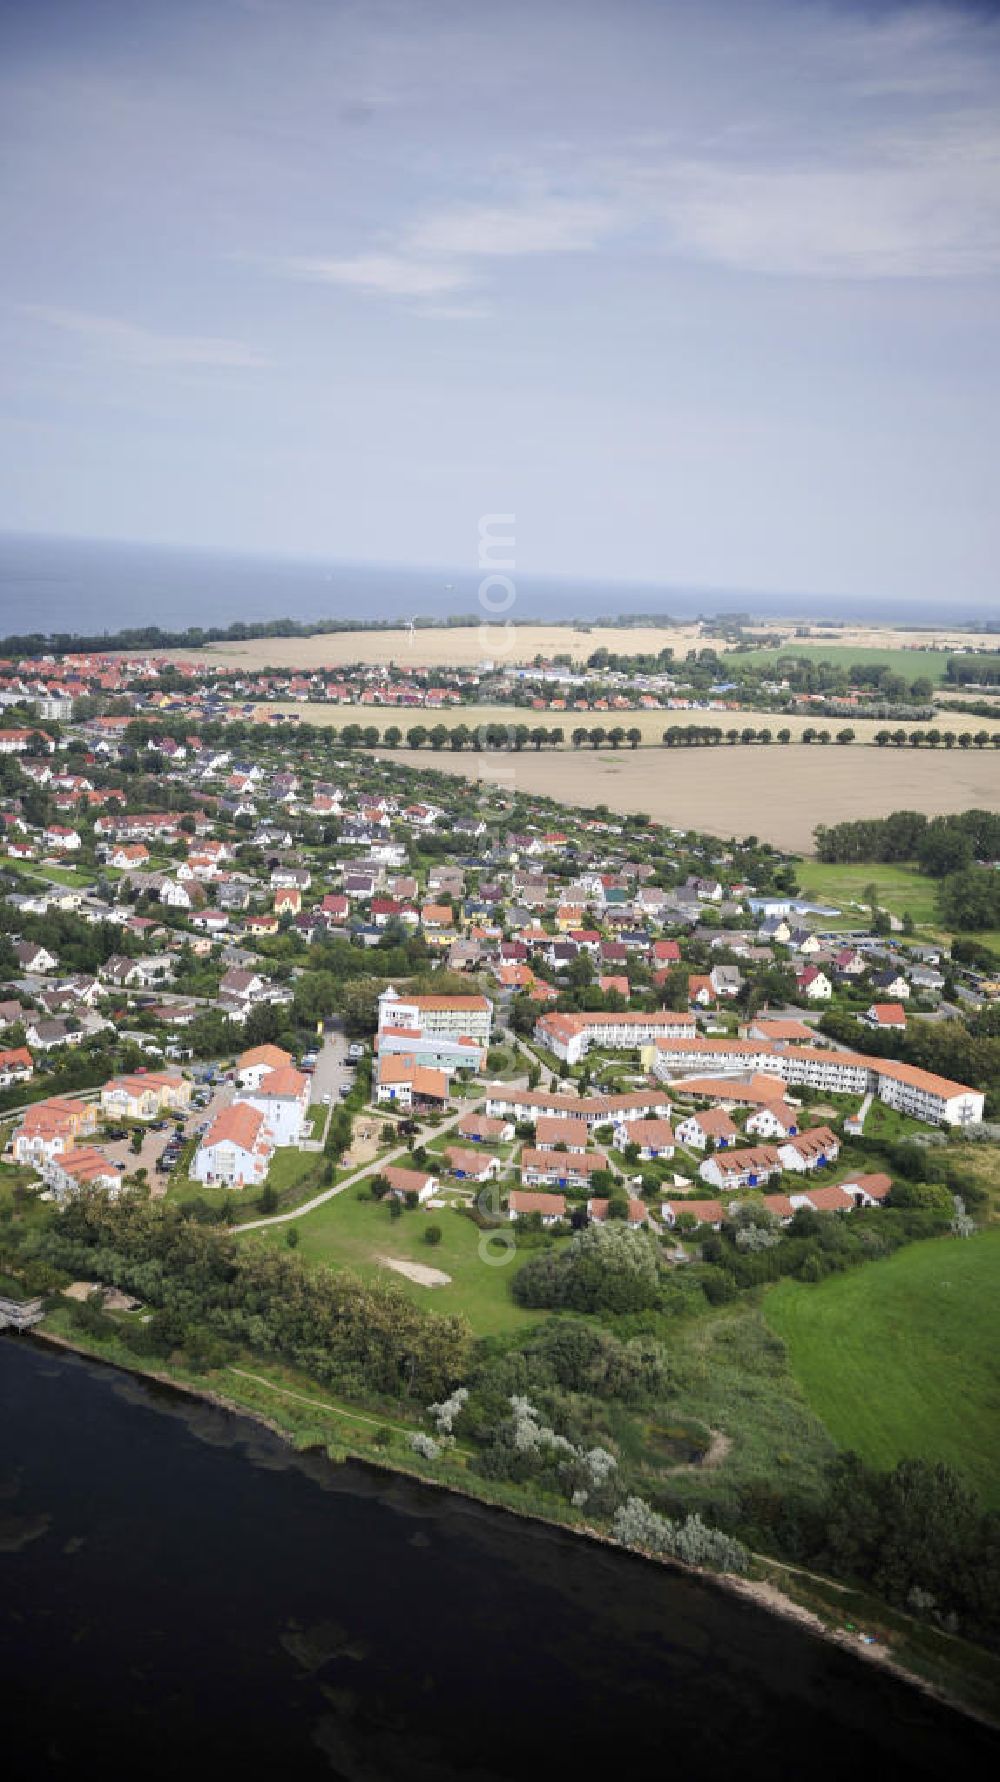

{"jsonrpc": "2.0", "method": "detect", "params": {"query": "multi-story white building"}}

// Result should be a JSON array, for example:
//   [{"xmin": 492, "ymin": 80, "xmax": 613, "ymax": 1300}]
[
  {"xmin": 378, "ymin": 985, "xmax": 493, "ymax": 1046},
  {"xmin": 650, "ymin": 1038, "xmax": 984, "ymax": 1128},
  {"xmin": 534, "ymin": 1008, "xmax": 695, "ymax": 1066},
  {"xmin": 190, "ymin": 1103, "xmax": 274, "ymax": 1188},
  {"xmin": 484, "ymin": 1086, "xmax": 671, "ymax": 1129},
  {"xmin": 237, "ymin": 1065, "xmax": 310, "ymax": 1147}
]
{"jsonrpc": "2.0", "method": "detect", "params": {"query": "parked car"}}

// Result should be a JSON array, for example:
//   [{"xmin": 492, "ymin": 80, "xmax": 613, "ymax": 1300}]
[{"xmin": 347, "ymin": 1043, "xmax": 364, "ymax": 1061}]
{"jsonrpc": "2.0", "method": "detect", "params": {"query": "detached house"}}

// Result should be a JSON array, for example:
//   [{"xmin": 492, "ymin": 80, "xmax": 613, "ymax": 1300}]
[
  {"xmin": 613, "ymin": 1117, "xmax": 675, "ymax": 1160},
  {"xmin": 0, "ymin": 1046, "xmax": 33, "ymax": 1088},
  {"xmin": 675, "ymin": 1107, "xmax": 738, "ymax": 1151},
  {"xmin": 383, "ymin": 1165, "xmax": 437, "ymax": 1205},
  {"xmin": 796, "ymin": 967, "xmax": 832, "ymax": 1002},
  {"xmin": 443, "ymin": 1146, "xmax": 504, "ymax": 1184},
  {"xmin": 699, "ymin": 1144, "xmax": 782, "ymax": 1192},
  {"xmin": 508, "ymin": 1189, "xmax": 566, "ymax": 1225},
  {"xmin": 14, "ymin": 940, "xmax": 56, "ymax": 974},
  {"xmin": 746, "ymin": 1100, "xmax": 801, "ymax": 1141},
  {"xmin": 862, "ymin": 1002, "xmax": 907, "ymax": 1031},
  {"xmin": 776, "ymin": 1127, "xmax": 840, "ymax": 1174},
  {"xmin": 873, "ymin": 972, "xmax": 911, "ymax": 1002},
  {"xmin": 660, "ymin": 1197, "xmax": 723, "ymax": 1230}
]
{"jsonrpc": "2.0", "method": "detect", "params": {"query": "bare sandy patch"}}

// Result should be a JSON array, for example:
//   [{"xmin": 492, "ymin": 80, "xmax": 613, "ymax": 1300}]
[
  {"xmin": 62, "ymin": 1282, "xmax": 139, "ymax": 1310},
  {"xmin": 340, "ymin": 1117, "xmax": 382, "ymax": 1169},
  {"xmin": 377, "ymin": 1255, "xmax": 452, "ymax": 1288},
  {"xmin": 381, "ymin": 745, "xmax": 1000, "ymax": 855}
]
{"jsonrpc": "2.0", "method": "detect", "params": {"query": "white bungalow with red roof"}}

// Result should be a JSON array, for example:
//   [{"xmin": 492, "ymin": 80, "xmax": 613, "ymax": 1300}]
[
  {"xmin": 508, "ymin": 1189, "xmax": 567, "ymax": 1225},
  {"xmin": 660, "ymin": 1197, "xmax": 724, "ymax": 1230},
  {"xmin": 862, "ymin": 1002, "xmax": 907, "ymax": 1031},
  {"xmin": 443, "ymin": 1146, "xmax": 504, "ymax": 1183},
  {"xmin": 789, "ymin": 1182, "xmax": 855, "ymax": 1214},
  {"xmin": 383, "ymin": 1165, "xmax": 437, "ymax": 1205}
]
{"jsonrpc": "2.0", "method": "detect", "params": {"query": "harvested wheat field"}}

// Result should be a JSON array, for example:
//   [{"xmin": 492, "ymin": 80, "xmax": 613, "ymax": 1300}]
[
  {"xmin": 265, "ymin": 701, "xmax": 1000, "ymax": 744},
  {"xmin": 380, "ymin": 745, "xmax": 1000, "ymax": 854},
  {"xmin": 147, "ymin": 618, "xmax": 1000, "ymax": 674},
  {"xmin": 155, "ymin": 623, "xmax": 701, "ymax": 671}
]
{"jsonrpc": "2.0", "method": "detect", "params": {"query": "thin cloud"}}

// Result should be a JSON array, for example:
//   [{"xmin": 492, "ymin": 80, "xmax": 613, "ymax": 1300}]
[
  {"xmin": 642, "ymin": 115, "xmax": 1000, "ymax": 279},
  {"xmin": 287, "ymin": 254, "xmax": 475, "ymax": 297},
  {"xmin": 284, "ymin": 197, "xmax": 618, "ymax": 311},
  {"xmin": 21, "ymin": 306, "xmax": 268, "ymax": 367},
  {"xmin": 404, "ymin": 197, "xmax": 616, "ymax": 258}
]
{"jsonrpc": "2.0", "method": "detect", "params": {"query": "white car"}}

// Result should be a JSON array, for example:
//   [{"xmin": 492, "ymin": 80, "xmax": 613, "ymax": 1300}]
[{"xmin": 322, "ymin": 1092, "xmax": 332, "ymax": 1104}]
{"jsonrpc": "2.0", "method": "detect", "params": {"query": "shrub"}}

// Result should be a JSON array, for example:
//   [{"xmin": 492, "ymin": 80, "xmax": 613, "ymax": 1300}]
[
  {"xmin": 512, "ymin": 1224, "xmax": 660, "ymax": 1315},
  {"xmin": 424, "ymin": 1223, "xmax": 443, "ymax": 1246},
  {"xmin": 612, "ymin": 1497, "xmax": 749, "ymax": 1574}
]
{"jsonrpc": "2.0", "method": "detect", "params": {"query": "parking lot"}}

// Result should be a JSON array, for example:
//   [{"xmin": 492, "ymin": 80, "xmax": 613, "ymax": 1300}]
[
  {"xmin": 96, "ymin": 1041, "xmax": 360, "ymax": 1197},
  {"xmin": 96, "ymin": 1073, "xmax": 236, "ymax": 1199}
]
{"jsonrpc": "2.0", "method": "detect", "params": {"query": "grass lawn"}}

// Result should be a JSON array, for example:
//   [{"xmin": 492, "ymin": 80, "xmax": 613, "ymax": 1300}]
[
  {"xmin": 7, "ymin": 858, "xmax": 98, "ymax": 891},
  {"xmin": 794, "ymin": 859, "xmax": 941, "ymax": 928},
  {"xmin": 254, "ymin": 1186, "xmax": 546, "ymax": 1336},
  {"xmin": 764, "ymin": 1229, "xmax": 1000, "ymax": 1506},
  {"xmin": 167, "ymin": 1144, "xmax": 326, "ymax": 1219}
]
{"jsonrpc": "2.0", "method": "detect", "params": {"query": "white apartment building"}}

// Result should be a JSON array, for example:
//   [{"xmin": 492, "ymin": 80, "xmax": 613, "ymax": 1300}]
[
  {"xmin": 650, "ymin": 1039, "xmax": 984, "ymax": 1128},
  {"xmin": 535, "ymin": 1008, "xmax": 696, "ymax": 1066},
  {"xmin": 378, "ymin": 985, "xmax": 493, "ymax": 1046}
]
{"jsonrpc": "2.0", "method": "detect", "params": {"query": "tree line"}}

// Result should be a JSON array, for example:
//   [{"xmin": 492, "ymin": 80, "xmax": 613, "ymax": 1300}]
[
  {"xmin": 814, "ymin": 808, "xmax": 1000, "ymax": 870},
  {"xmin": 26, "ymin": 1196, "xmax": 469, "ymax": 1401}
]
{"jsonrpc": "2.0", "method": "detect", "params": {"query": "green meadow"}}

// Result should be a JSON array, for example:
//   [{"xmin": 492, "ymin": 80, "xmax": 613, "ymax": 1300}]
[
  {"xmin": 764, "ymin": 1230, "xmax": 1000, "ymax": 1507},
  {"xmin": 738, "ymin": 643, "xmax": 955, "ymax": 683},
  {"xmin": 794, "ymin": 859, "xmax": 942, "ymax": 928}
]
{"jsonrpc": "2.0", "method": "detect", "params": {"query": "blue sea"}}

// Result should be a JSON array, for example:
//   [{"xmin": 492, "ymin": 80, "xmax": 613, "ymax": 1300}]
[{"xmin": 0, "ymin": 531, "xmax": 990, "ymax": 639}]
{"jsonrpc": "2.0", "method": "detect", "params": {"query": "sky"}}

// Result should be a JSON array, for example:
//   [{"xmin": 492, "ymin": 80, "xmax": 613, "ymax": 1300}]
[{"xmin": 1, "ymin": 0, "xmax": 999, "ymax": 605}]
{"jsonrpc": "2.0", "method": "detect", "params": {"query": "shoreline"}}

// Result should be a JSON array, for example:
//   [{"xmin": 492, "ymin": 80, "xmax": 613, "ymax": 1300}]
[{"xmin": 21, "ymin": 1325, "xmax": 1000, "ymax": 1734}]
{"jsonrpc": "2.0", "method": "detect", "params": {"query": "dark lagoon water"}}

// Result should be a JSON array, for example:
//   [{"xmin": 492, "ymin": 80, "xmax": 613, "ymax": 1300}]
[
  {"xmin": 1, "ymin": 531, "xmax": 993, "ymax": 638},
  {"xmin": 1, "ymin": 1338, "xmax": 997, "ymax": 1781}
]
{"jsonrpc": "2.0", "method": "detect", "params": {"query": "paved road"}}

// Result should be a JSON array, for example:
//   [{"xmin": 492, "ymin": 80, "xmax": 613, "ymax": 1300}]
[
  {"xmin": 235, "ymin": 1095, "xmax": 484, "ymax": 1232},
  {"xmin": 509, "ymin": 1030, "xmax": 557, "ymax": 1086}
]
